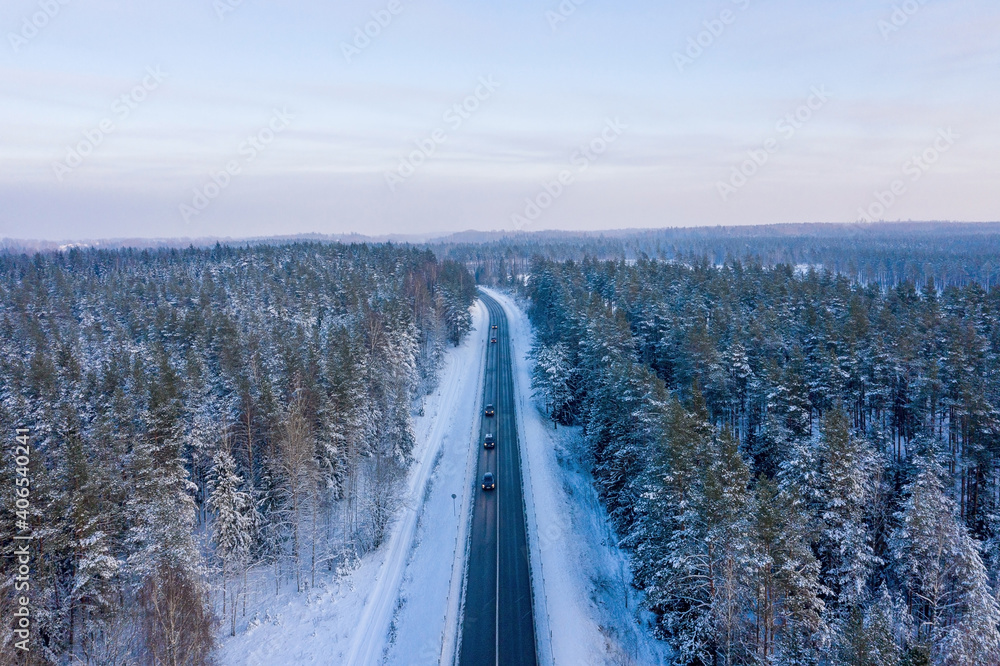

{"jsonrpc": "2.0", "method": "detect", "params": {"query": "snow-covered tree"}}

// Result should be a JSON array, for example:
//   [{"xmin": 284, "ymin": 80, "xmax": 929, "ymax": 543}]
[
  {"xmin": 531, "ymin": 341, "xmax": 574, "ymax": 424},
  {"xmin": 275, "ymin": 393, "xmax": 317, "ymax": 592},
  {"xmin": 814, "ymin": 406, "xmax": 880, "ymax": 606},
  {"xmin": 751, "ymin": 476, "xmax": 826, "ymax": 662},
  {"xmin": 209, "ymin": 446, "xmax": 260, "ymax": 635},
  {"xmin": 633, "ymin": 394, "xmax": 758, "ymax": 665},
  {"xmin": 892, "ymin": 455, "xmax": 1000, "ymax": 663},
  {"xmin": 833, "ymin": 584, "xmax": 908, "ymax": 666}
]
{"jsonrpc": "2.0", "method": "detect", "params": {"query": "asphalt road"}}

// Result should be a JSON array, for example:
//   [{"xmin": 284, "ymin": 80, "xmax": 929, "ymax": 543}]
[{"xmin": 458, "ymin": 292, "xmax": 537, "ymax": 666}]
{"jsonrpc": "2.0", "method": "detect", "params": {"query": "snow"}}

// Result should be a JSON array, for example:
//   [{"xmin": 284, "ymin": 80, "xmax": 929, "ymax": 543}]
[
  {"xmin": 218, "ymin": 300, "xmax": 489, "ymax": 665},
  {"xmin": 381, "ymin": 298, "xmax": 487, "ymax": 665},
  {"xmin": 483, "ymin": 287, "xmax": 670, "ymax": 666},
  {"xmin": 218, "ymin": 292, "xmax": 669, "ymax": 665},
  {"xmin": 216, "ymin": 554, "xmax": 381, "ymax": 665}
]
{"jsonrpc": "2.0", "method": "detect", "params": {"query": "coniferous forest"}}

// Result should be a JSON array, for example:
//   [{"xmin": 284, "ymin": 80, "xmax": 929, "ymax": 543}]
[
  {"xmin": 5, "ymin": 229, "xmax": 1000, "ymax": 665},
  {"xmin": 439, "ymin": 222, "xmax": 1000, "ymax": 292},
  {"xmin": 0, "ymin": 243, "xmax": 475, "ymax": 664},
  {"xmin": 523, "ymin": 254, "xmax": 1000, "ymax": 664}
]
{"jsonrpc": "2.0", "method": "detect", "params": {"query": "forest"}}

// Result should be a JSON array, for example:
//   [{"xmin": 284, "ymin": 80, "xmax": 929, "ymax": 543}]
[
  {"xmin": 437, "ymin": 222, "xmax": 1000, "ymax": 291},
  {"xmin": 0, "ymin": 242, "xmax": 475, "ymax": 664},
  {"xmin": 5, "ymin": 227, "xmax": 1000, "ymax": 665},
  {"xmin": 524, "ymin": 254, "xmax": 1000, "ymax": 664}
]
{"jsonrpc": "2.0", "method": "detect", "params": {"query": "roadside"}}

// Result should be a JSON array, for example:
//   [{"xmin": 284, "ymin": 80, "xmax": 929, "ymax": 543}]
[
  {"xmin": 484, "ymin": 287, "xmax": 670, "ymax": 666},
  {"xmin": 218, "ymin": 301, "xmax": 488, "ymax": 665},
  {"xmin": 383, "ymin": 299, "xmax": 487, "ymax": 665}
]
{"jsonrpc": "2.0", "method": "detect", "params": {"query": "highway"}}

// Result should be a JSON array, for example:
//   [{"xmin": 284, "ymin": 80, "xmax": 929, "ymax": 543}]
[{"xmin": 458, "ymin": 291, "xmax": 537, "ymax": 666}]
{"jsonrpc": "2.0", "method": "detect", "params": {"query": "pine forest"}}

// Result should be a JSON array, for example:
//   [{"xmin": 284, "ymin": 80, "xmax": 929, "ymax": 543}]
[{"xmin": 0, "ymin": 243, "xmax": 475, "ymax": 664}]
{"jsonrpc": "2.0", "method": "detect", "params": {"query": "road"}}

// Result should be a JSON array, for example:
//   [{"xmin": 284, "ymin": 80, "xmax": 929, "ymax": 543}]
[{"xmin": 458, "ymin": 291, "xmax": 537, "ymax": 666}]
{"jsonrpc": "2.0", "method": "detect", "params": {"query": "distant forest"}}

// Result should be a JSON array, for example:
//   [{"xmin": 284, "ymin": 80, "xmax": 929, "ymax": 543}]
[
  {"xmin": 0, "ymin": 243, "xmax": 475, "ymax": 664},
  {"xmin": 435, "ymin": 222, "xmax": 1000, "ymax": 290},
  {"xmin": 11, "ymin": 222, "xmax": 1000, "ymax": 292},
  {"xmin": 524, "ymin": 252, "xmax": 1000, "ymax": 664}
]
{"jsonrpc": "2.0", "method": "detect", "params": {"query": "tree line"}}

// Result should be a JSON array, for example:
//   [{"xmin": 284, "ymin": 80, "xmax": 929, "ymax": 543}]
[{"xmin": 0, "ymin": 242, "xmax": 475, "ymax": 664}]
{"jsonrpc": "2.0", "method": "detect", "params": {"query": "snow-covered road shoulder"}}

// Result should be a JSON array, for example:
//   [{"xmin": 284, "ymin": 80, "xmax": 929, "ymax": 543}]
[
  {"xmin": 484, "ymin": 288, "xmax": 669, "ymax": 666},
  {"xmin": 347, "ymin": 299, "xmax": 488, "ymax": 665},
  {"xmin": 381, "ymin": 299, "xmax": 487, "ymax": 665}
]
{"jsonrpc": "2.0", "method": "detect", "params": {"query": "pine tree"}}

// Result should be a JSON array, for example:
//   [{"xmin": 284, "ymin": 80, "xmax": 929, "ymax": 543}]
[
  {"xmin": 751, "ymin": 476, "xmax": 826, "ymax": 662},
  {"xmin": 814, "ymin": 406, "xmax": 880, "ymax": 607},
  {"xmin": 209, "ymin": 446, "xmax": 260, "ymax": 635},
  {"xmin": 127, "ymin": 361, "xmax": 214, "ymax": 660},
  {"xmin": 635, "ymin": 393, "xmax": 758, "ymax": 665},
  {"xmin": 702, "ymin": 432, "xmax": 755, "ymax": 665},
  {"xmin": 531, "ymin": 341, "xmax": 574, "ymax": 425},
  {"xmin": 275, "ymin": 392, "xmax": 317, "ymax": 591},
  {"xmin": 834, "ymin": 584, "xmax": 908, "ymax": 666},
  {"xmin": 637, "ymin": 397, "xmax": 715, "ymax": 663},
  {"xmin": 892, "ymin": 455, "xmax": 1000, "ymax": 663}
]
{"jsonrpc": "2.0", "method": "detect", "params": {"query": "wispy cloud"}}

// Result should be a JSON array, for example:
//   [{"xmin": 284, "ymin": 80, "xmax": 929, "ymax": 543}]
[{"xmin": 1, "ymin": 0, "xmax": 998, "ymax": 239}]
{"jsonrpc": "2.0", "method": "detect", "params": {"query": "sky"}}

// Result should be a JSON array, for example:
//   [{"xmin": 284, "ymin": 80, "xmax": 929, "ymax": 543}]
[{"xmin": 1, "ymin": 0, "xmax": 998, "ymax": 241}]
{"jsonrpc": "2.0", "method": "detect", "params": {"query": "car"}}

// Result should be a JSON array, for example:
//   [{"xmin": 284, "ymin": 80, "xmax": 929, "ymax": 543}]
[
  {"xmin": 490, "ymin": 337, "xmax": 497, "ymax": 344},
  {"xmin": 485, "ymin": 404, "xmax": 495, "ymax": 417},
  {"xmin": 491, "ymin": 324, "xmax": 498, "ymax": 330},
  {"xmin": 484, "ymin": 433, "xmax": 495, "ymax": 449},
  {"xmin": 482, "ymin": 472, "xmax": 495, "ymax": 491}
]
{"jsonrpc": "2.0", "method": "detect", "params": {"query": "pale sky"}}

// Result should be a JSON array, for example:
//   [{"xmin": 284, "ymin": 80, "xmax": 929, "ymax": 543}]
[{"xmin": 1, "ymin": 0, "xmax": 998, "ymax": 240}]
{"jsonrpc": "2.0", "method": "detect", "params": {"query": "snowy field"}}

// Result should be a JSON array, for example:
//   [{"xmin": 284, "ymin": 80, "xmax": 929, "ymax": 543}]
[
  {"xmin": 217, "ymin": 301, "xmax": 489, "ymax": 665},
  {"xmin": 485, "ymin": 288, "xmax": 670, "ymax": 666}
]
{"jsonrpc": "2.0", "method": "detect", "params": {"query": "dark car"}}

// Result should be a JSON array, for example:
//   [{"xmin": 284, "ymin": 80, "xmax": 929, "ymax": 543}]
[
  {"xmin": 490, "ymin": 337, "xmax": 497, "ymax": 344},
  {"xmin": 485, "ymin": 404, "xmax": 494, "ymax": 417},
  {"xmin": 491, "ymin": 324, "xmax": 498, "ymax": 330},
  {"xmin": 482, "ymin": 472, "xmax": 495, "ymax": 491},
  {"xmin": 484, "ymin": 433, "xmax": 495, "ymax": 449}
]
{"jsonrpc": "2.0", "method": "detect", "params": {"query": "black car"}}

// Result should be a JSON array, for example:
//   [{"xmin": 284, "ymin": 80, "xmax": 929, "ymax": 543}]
[
  {"xmin": 491, "ymin": 324, "xmax": 498, "ymax": 330},
  {"xmin": 485, "ymin": 404, "xmax": 494, "ymax": 417},
  {"xmin": 490, "ymin": 337, "xmax": 497, "ymax": 344},
  {"xmin": 482, "ymin": 472, "xmax": 495, "ymax": 491},
  {"xmin": 484, "ymin": 433, "xmax": 495, "ymax": 449}
]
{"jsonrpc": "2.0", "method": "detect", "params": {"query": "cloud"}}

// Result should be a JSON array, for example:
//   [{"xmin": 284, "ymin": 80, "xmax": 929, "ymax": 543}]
[{"xmin": 1, "ymin": 0, "xmax": 998, "ymax": 239}]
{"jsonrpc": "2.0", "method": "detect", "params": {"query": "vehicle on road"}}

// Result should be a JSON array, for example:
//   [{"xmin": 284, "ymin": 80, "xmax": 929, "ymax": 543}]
[
  {"xmin": 491, "ymin": 337, "xmax": 497, "ymax": 343},
  {"xmin": 491, "ymin": 324, "xmax": 498, "ymax": 330},
  {"xmin": 484, "ymin": 433, "xmax": 495, "ymax": 449},
  {"xmin": 482, "ymin": 472, "xmax": 495, "ymax": 491},
  {"xmin": 485, "ymin": 404, "xmax": 494, "ymax": 417}
]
